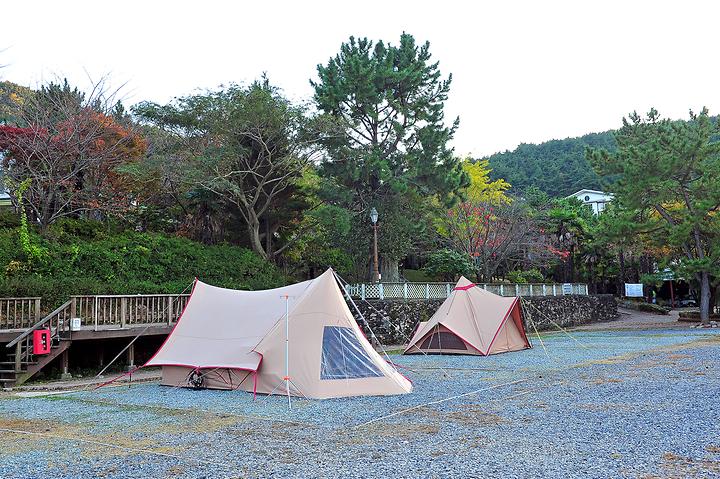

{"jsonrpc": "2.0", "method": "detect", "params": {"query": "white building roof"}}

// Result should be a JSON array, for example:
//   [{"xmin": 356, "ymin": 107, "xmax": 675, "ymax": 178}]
[{"xmin": 566, "ymin": 189, "xmax": 614, "ymax": 198}]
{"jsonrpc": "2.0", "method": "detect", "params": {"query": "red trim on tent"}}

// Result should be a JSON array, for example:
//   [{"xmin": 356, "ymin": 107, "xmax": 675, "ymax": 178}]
[
  {"xmin": 504, "ymin": 297, "xmax": 531, "ymax": 348},
  {"xmin": 514, "ymin": 299, "xmax": 532, "ymax": 348},
  {"xmin": 484, "ymin": 297, "xmax": 530, "ymax": 355},
  {"xmin": 453, "ymin": 283, "xmax": 476, "ymax": 291}
]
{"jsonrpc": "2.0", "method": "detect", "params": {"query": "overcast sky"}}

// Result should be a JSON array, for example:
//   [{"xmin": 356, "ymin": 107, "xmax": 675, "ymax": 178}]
[{"xmin": 2, "ymin": 0, "xmax": 719, "ymax": 156}]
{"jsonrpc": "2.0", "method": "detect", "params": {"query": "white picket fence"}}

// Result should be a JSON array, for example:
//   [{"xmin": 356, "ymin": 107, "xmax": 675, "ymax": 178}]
[{"xmin": 345, "ymin": 282, "xmax": 589, "ymax": 300}]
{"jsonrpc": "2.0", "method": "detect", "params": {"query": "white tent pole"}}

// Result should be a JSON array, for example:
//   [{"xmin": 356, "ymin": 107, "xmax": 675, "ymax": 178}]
[{"xmin": 284, "ymin": 294, "xmax": 291, "ymax": 409}]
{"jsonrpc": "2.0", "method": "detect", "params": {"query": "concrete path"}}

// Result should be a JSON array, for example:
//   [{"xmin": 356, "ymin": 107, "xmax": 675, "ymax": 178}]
[{"xmin": 572, "ymin": 307, "xmax": 692, "ymax": 331}]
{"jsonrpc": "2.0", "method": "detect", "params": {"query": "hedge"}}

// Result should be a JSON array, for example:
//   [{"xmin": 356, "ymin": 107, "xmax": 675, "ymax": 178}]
[{"xmin": 0, "ymin": 218, "xmax": 285, "ymax": 309}]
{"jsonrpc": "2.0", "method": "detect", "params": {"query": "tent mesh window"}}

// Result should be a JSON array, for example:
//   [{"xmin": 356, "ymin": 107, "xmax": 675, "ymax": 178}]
[
  {"xmin": 420, "ymin": 331, "xmax": 467, "ymax": 350},
  {"xmin": 320, "ymin": 326, "xmax": 384, "ymax": 380}
]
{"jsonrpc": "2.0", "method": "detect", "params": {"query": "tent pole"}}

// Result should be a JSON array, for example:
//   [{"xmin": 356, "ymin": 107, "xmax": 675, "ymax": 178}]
[{"xmin": 284, "ymin": 294, "xmax": 291, "ymax": 409}]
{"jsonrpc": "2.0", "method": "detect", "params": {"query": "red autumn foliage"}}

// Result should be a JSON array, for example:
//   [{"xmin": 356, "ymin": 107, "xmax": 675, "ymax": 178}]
[{"xmin": 1, "ymin": 109, "xmax": 147, "ymax": 226}]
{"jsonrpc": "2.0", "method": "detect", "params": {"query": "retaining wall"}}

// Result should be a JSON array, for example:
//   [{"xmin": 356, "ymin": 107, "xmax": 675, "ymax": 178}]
[{"xmin": 352, "ymin": 294, "xmax": 618, "ymax": 345}]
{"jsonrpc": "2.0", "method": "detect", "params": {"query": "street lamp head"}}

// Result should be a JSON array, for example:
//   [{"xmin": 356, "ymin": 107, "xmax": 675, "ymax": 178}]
[{"xmin": 370, "ymin": 207, "xmax": 379, "ymax": 225}]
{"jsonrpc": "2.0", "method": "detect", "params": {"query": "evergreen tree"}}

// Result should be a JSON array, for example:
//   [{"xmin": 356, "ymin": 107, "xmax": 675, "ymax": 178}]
[
  {"xmin": 312, "ymin": 33, "xmax": 468, "ymax": 280},
  {"xmin": 589, "ymin": 108, "xmax": 720, "ymax": 323}
]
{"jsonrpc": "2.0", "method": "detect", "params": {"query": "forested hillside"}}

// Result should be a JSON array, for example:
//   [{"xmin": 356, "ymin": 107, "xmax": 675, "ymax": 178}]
[{"xmin": 486, "ymin": 131, "xmax": 617, "ymax": 197}]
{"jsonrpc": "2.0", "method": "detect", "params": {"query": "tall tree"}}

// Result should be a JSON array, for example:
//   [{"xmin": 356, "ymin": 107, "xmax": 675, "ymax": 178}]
[
  {"xmin": 134, "ymin": 78, "xmax": 324, "ymax": 260},
  {"xmin": 0, "ymin": 81, "xmax": 34, "ymax": 124},
  {"xmin": 312, "ymin": 33, "xmax": 468, "ymax": 280},
  {"xmin": 589, "ymin": 108, "xmax": 720, "ymax": 323}
]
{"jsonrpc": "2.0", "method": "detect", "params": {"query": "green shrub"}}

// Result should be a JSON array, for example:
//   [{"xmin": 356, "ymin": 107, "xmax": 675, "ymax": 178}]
[
  {"xmin": 0, "ymin": 220, "xmax": 286, "ymax": 309},
  {"xmin": 422, "ymin": 249, "xmax": 473, "ymax": 282},
  {"xmin": 0, "ymin": 211, "xmax": 21, "ymax": 229},
  {"xmin": 507, "ymin": 268, "xmax": 545, "ymax": 284},
  {"xmin": 403, "ymin": 268, "xmax": 437, "ymax": 282}
]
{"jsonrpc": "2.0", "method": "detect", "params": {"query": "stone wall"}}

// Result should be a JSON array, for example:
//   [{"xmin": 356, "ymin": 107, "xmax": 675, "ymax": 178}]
[
  {"xmin": 351, "ymin": 294, "xmax": 618, "ymax": 345},
  {"xmin": 519, "ymin": 294, "xmax": 618, "ymax": 331}
]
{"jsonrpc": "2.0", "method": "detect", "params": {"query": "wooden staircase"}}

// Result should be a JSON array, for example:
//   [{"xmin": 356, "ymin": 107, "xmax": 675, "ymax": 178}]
[
  {"xmin": 2, "ymin": 300, "xmax": 72, "ymax": 388},
  {"xmin": 0, "ymin": 339, "xmax": 72, "ymax": 387}
]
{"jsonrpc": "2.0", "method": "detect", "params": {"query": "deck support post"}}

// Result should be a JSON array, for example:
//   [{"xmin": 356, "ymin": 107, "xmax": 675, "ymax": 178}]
[
  {"xmin": 14, "ymin": 342, "xmax": 22, "ymax": 372},
  {"xmin": 60, "ymin": 348, "xmax": 71, "ymax": 380},
  {"xmin": 127, "ymin": 343, "xmax": 135, "ymax": 371}
]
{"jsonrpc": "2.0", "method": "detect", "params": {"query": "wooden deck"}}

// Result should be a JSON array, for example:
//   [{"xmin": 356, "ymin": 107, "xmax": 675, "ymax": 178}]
[{"xmin": 1, "ymin": 293, "xmax": 189, "ymax": 387}]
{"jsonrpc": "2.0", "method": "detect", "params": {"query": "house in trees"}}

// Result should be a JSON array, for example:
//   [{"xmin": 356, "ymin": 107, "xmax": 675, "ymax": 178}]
[{"xmin": 566, "ymin": 189, "xmax": 613, "ymax": 215}]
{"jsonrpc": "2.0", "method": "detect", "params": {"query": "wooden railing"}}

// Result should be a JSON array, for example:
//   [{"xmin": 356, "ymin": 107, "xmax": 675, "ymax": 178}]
[
  {"xmin": 70, "ymin": 294, "xmax": 190, "ymax": 330},
  {"xmin": 346, "ymin": 282, "xmax": 589, "ymax": 300},
  {"xmin": 0, "ymin": 297, "xmax": 42, "ymax": 330},
  {"xmin": 4, "ymin": 293, "xmax": 190, "ymax": 373}
]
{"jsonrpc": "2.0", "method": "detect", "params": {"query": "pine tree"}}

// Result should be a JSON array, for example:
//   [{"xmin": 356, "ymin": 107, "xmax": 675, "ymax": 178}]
[
  {"xmin": 589, "ymin": 108, "xmax": 720, "ymax": 323},
  {"xmin": 312, "ymin": 33, "xmax": 468, "ymax": 280}
]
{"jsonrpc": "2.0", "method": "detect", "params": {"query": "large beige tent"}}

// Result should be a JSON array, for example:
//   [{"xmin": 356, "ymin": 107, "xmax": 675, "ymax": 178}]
[
  {"xmin": 145, "ymin": 269, "xmax": 412, "ymax": 399},
  {"xmin": 404, "ymin": 276, "xmax": 531, "ymax": 356}
]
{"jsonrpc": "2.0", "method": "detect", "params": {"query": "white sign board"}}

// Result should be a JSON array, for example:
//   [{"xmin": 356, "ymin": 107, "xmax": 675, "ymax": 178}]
[
  {"xmin": 624, "ymin": 283, "xmax": 644, "ymax": 297},
  {"xmin": 562, "ymin": 283, "xmax": 573, "ymax": 295},
  {"xmin": 70, "ymin": 317, "xmax": 82, "ymax": 331}
]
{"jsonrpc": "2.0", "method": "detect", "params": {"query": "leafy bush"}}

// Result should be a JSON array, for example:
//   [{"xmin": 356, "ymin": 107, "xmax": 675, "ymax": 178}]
[
  {"xmin": 422, "ymin": 249, "xmax": 473, "ymax": 282},
  {"xmin": 403, "ymin": 268, "xmax": 437, "ymax": 282},
  {"xmin": 507, "ymin": 268, "xmax": 545, "ymax": 284},
  {"xmin": 0, "ymin": 211, "xmax": 21, "ymax": 229},
  {"xmin": 0, "ymin": 220, "xmax": 285, "ymax": 308},
  {"xmin": 506, "ymin": 270, "xmax": 526, "ymax": 283}
]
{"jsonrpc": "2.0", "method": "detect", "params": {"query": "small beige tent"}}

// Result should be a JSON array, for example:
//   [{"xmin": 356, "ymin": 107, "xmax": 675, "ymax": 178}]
[
  {"xmin": 404, "ymin": 276, "xmax": 531, "ymax": 356},
  {"xmin": 145, "ymin": 269, "xmax": 412, "ymax": 399}
]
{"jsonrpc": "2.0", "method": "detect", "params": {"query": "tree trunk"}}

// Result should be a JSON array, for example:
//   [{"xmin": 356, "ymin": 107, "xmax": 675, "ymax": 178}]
[
  {"xmin": 482, "ymin": 261, "xmax": 491, "ymax": 283},
  {"xmin": 699, "ymin": 271, "xmax": 711, "ymax": 324},
  {"xmin": 618, "ymin": 249, "xmax": 626, "ymax": 295},
  {"xmin": 380, "ymin": 258, "xmax": 400, "ymax": 282},
  {"xmin": 246, "ymin": 216, "xmax": 267, "ymax": 260},
  {"xmin": 709, "ymin": 284, "xmax": 718, "ymax": 316},
  {"xmin": 264, "ymin": 216, "xmax": 273, "ymax": 259}
]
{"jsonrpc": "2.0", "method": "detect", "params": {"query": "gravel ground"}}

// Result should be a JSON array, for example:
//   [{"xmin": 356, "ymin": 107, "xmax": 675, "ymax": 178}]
[{"xmin": 1, "ymin": 329, "xmax": 718, "ymax": 478}]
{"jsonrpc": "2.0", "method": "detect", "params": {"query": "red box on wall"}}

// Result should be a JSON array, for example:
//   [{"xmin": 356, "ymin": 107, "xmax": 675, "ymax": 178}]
[{"xmin": 33, "ymin": 329, "xmax": 51, "ymax": 355}]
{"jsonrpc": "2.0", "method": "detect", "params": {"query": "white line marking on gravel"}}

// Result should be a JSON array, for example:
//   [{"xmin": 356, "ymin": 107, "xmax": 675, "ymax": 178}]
[{"xmin": 354, "ymin": 377, "xmax": 531, "ymax": 428}]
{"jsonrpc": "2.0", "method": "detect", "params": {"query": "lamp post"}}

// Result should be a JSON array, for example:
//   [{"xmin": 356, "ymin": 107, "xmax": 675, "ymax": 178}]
[{"xmin": 370, "ymin": 207, "xmax": 380, "ymax": 283}]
